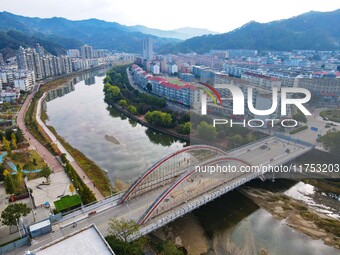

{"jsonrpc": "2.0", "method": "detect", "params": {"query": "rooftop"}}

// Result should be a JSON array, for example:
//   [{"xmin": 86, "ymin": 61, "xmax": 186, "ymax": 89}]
[{"xmin": 31, "ymin": 225, "xmax": 114, "ymax": 255}]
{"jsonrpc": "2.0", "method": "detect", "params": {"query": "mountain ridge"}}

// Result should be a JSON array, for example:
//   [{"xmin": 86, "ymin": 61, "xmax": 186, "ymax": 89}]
[{"xmin": 160, "ymin": 9, "xmax": 340, "ymax": 53}]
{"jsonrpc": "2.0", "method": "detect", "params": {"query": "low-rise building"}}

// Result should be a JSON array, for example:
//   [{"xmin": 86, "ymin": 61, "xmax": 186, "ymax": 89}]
[
  {"xmin": 241, "ymin": 72, "xmax": 281, "ymax": 90},
  {"xmin": 166, "ymin": 63, "xmax": 178, "ymax": 75},
  {"xmin": 131, "ymin": 64, "xmax": 202, "ymax": 107},
  {"xmin": 27, "ymin": 225, "xmax": 115, "ymax": 255},
  {"xmin": 1, "ymin": 88, "xmax": 20, "ymax": 102}
]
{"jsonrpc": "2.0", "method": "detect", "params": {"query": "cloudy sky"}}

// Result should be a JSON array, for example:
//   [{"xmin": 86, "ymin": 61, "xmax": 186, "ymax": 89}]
[{"xmin": 0, "ymin": 0, "xmax": 339, "ymax": 33}]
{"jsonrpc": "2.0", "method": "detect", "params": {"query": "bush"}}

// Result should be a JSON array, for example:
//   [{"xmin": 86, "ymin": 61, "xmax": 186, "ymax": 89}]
[{"xmin": 289, "ymin": 126, "xmax": 308, "ymax": 134}]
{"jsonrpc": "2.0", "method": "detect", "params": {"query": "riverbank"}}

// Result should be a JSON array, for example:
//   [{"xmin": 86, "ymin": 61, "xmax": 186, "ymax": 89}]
[
  {"xmin": 24, "ymin": 66, "xmax": 114, "ymax": 198},
  {"xmin": 241, "ymin": 186, "xmax": 340, "ymax": 249}
]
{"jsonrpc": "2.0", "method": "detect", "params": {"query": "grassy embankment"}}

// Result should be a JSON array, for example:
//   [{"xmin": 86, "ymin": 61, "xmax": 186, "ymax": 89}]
[{"xmin": 24, "ymin": 70, "xmax": 112, "ymax": 198}]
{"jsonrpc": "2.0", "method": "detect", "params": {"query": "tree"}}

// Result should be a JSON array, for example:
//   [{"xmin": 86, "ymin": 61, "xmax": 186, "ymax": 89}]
[
  {"xmin": 69, "ymin": 184, "xmax": 75, "ymax": 195},
  {"xmin": 107, "ymin": 86, "xmax": 121, "ymax": 102},
  {"xmin": 3, "ymin": 102, "xmax": 10, "ymax": 111},
  {"xmin": 3, "ymin": 169, "xmax": 15, "ymax": 194},
  {"xmin": 145, "ymin": 111, "xmax": 173, "ymax": 128},
  {"xmin": 118, "ymin": 99, "xmax": 128, "ymax": 108},
  {"xmin": 161, "ymin": 241, "xmax": 184, "ymax": 255},
  {"xmin": 15, "ymin": 129, "xmax": 24, "ymax": 144},
  {"xmin": 11, "ymin": 132, "xmax": 17, "ymax": 150},
  {"xmin": 108, "ymin": 217, "xmax": 140, "ymax": 243},
  {"xmin": 229, "ymin": 134, "xmax": 244, "ymax": 147},
  {"xmin": 292, "ymin": 112, "xmax": 307, "ymax": 123},
  {"xmin": 196, "ymin": 121, "xmax": 217, "ymax": 141},
  {"xmin": 1, "ymin": 203, "xmax": 31, "ymax": 228},
  {"xmin": 3, "ymin": 137, "xmax": 11, "ymax": 151},
  {"xmin": 146, "ymin": 83, "xmax": 152, "ymax": 92},
  {"xmin": 5, "ymin": 129, "xmax": 14, "ymax": 140},
  {"xmin": 15, "ymin": 168, "xmax": 24, "ymax": 193},
  {"xmin": 40, "ymin": 166, "xmax": 51, "ymax": 182},
  {"xmin": 107, "ymin": 217, "xmax": 147, "ymax": 255},
  {"xmin": 177, "ymin": 122, "xmax": 191, "ymax": 134},
  {"xmin": 321, "ymin": 131, "xmax": 340, "ymax": 155},
  {"xmin": 128, "ymin": 105, "xmax": 137, "ymax": 115}
]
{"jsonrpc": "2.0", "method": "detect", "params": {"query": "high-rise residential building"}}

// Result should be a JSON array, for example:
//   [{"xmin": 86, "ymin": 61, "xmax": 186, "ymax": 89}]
[
  {"xmin": 0, "ymin": 53, "xmax": 4, "ymax": 66},
  {"xmin": 67, "ymin": 49, "xmax": 80, "ymax": 58},
  {"xmin": 17, "ymin": 46, "xmax": 28, "ymax": 70},
  {"xmin": 35, "ymin": 43, "xmax": 45, "ymax": 56},
  {"xmin": 143, "ymin": 37, "xmax": 154, "ymax": 60},
  {"xmin": 166, "ymin": 63, "xmax": 178, "ymax": 75},
  {"xmin": 80, "ymin": 44, "xmax": 94, "ymax": 59},
  {"xmin": 150, "ymin": 62, "xmax": 160, "ymax": 74},
  {"xmin": 95, "ymin": 49, "xmax": 105, "ymax": 58}
]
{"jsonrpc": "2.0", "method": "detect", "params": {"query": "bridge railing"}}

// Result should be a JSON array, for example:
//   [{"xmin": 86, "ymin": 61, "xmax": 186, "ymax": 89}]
[
  {"xmin": 226, "ymin": 136, "xmax": 273, "ymax": 154},
  {"xmin": 59, "ymin": 192, "xmax": 124, "ymax": 223},
  {"xmin": 274, "ymin": 133, "xmax": 314, "ymax": 148},
  {"xmin": 129, "ymin": 172, "xmax": 260, "ymax": 240}
]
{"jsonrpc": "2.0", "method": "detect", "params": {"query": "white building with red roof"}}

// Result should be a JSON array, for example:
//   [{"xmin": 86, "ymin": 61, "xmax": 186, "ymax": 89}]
[{"xmin": 131, "ymin": 64, "xmax": 202, "ymax": 107}]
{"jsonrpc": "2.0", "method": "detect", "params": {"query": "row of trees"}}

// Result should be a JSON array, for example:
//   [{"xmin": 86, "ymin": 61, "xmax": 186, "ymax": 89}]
[
  {"xmin": 3, "ymin": 167, "xmax": 25, "ymax": 194},
  {"xmin": 2, "ymin": 133, "xmax": 17, "ymax": 151},
  {"xmin": 2, "ymin": 165, "xmax": 51, "ymax": 194},
  {"xmin": 104, "ymin": 65, "xmax": 264, "ymax": 146},
  {"xmin": 61, "ymin": 154, "xmax": 96, "ymax": 205},
  {"xmin": 0, "ymin": 128, "xmax": 24, "ymax": 144},
  {"xmin": 0, "ymin": 128, "xmax": 24, "ymax": 152},
  {"xmin": 103, "ymin": 65, "xmax": 166, "ymax": 117}
]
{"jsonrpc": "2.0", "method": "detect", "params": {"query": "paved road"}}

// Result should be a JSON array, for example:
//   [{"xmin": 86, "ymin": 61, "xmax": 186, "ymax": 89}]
[
  {"xmin": 36, "ymin": 93, "xmax": 104, "ymax": 201},
  {"xmin": 17, "ymin": 83, "xmax": 104, "ymax": 201},
  {"xmin": 17, "ymin": 84, "xmax": 64, "ymax": 174}
]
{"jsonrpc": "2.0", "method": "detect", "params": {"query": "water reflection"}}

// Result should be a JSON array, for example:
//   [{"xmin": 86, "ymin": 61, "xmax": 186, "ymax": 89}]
[
  {"xmin": 84, "ymin": 76, "xmax": 96, "ymax": 86},
  {"xmin": 45, "ymin": 71, "xmax": 186, "ymax": 182},
  {"xmin": 46, "ymin": 83, "xmax": 75, "ymax": 102},
  {"xmin": 145, "ymin": 128, "xmax": 187, "ymax": 147},
  {"xmin": 46, "ymin": 69, "xmax": 106, "ymax": 102}
]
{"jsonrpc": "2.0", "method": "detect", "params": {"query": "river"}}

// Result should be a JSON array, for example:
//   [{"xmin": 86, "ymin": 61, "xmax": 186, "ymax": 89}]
[
  {"xmin": 45, "ymin": 70, "xmax": 187, "ymax": 183},
  {"xmin": 45, "ymin": 70, "xmax": 339, "ymax": 255}
]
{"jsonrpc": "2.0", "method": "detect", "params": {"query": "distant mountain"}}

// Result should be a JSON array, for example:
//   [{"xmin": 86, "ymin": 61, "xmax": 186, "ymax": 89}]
[
  {"xmin": 0, "ymin": 30, "xmax": 82, "ymax": 59},
  {"xmin": 129, "ymin": 26, "xmax": 217, "ymax": 40},
  {"xmin": 160, "ymin": 9, "xmax": 340, "ymax": 53},
  {"xmin": 0, "ymin": 11, "xmax": 179, "ymax": 54}
]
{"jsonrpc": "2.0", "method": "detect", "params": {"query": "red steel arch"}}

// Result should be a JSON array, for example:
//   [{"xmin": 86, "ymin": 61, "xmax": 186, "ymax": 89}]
[
  {"xmin": 119, "ymin": 145, "xmax": 228, "ymax": 204},
  {"xmin": 139, "ymin": 156, "xmax": 251, "ymax": 225}
]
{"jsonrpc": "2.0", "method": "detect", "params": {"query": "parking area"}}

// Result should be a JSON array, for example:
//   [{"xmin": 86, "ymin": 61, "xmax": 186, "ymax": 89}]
[{"xmin": 283, "ymin": 107, "xmax": 340, "ymax": 147}]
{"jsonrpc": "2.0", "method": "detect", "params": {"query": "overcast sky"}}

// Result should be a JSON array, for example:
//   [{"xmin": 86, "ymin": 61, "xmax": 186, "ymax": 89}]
[{"xmin": 1, "ymin": 0, "xmax": 339, "ymax": 33}]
